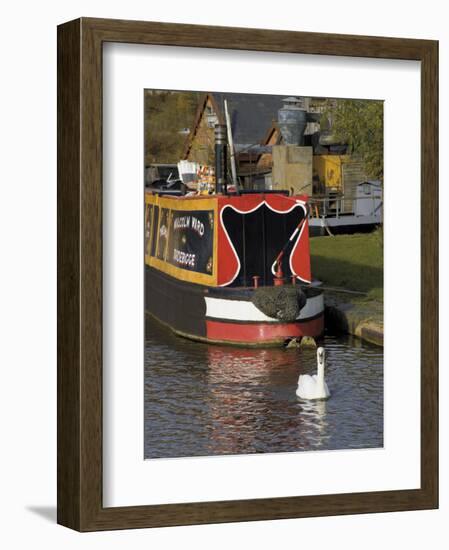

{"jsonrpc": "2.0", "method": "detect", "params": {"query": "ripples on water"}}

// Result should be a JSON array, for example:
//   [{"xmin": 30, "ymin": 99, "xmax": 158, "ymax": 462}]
[{"xmin": 144, "ymin": 316, "xmax": 383, "ymax": 459}]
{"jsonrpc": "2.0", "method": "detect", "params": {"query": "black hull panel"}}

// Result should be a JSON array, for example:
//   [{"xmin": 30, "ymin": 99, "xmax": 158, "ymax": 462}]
[{"xmin": 145, "ymin": 265, "xmax": 206, "ymax": 338}]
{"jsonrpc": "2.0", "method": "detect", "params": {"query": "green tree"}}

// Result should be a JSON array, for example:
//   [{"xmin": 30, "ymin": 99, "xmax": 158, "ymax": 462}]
[
  {"xmin": 144, "ymin": 90, "xmax": 201, "ymax": 165},
  {"xmin": 325, "ymin": 99, "xmax": 384, "ymax": 180}
]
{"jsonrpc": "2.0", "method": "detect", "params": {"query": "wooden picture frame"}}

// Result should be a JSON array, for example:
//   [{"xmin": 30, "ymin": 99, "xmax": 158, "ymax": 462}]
[{"xmin": 57, "ymin": 17, "xmax": 438, "ymax": 531}]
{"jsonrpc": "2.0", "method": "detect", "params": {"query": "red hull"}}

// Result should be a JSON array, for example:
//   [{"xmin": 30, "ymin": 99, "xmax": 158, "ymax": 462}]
[{"xmin": 206, "ymin": 316, "xmax": 324, "ymax": 345}]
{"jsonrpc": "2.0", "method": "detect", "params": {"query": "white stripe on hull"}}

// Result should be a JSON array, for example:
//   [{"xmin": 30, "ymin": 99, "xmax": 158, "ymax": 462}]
[{"xmin": 205, "ymin": 293, "xmax": 323, "ymax": 323}]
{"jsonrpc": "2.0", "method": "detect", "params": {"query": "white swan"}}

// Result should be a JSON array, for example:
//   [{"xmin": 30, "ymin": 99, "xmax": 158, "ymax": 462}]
[{"xmin": 296, "ymin": 347, "xmax": 331, "ymax": 400}]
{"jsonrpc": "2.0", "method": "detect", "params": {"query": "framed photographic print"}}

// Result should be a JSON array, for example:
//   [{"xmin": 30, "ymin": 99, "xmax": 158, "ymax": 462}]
[{"xmin": 57, "ymin": 17, "xmax": 438, "ymax": 531}]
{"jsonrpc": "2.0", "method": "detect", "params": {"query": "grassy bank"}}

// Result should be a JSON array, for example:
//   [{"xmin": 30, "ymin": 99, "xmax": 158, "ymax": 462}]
[{"xmin": 309, "ymin": 230, "xmax": 383, "ymax": 301}]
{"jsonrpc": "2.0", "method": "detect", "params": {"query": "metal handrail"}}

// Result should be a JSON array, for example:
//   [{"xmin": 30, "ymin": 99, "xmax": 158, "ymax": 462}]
[
  {"xmin": 308, "ymin": 194, "xmax": 382, "ymax": 202},
  {"xmin": 308, "ymin": 194, "xmax": 383, "ymax": 220}
]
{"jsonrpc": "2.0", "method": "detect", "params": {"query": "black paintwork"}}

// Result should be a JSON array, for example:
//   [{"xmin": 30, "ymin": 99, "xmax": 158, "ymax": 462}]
[
  {"xmin": 222, "ymin": 203, "xmax": 305, "ymax": 287},
  {"xmin": 145, "ymin": 265, "xmax": 207, "ymax": 338}
]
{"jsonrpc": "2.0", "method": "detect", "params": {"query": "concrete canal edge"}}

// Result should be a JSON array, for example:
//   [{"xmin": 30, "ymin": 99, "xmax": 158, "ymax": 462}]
[{"xmin": 323, "ymin": 291, "xmax": 383, "ymax": 347}]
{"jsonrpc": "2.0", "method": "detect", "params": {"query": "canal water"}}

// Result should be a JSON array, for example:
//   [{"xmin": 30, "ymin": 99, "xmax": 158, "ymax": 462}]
[{"xmin": 144, "ymin": 315, "xmax": 383, "ymax": 459}]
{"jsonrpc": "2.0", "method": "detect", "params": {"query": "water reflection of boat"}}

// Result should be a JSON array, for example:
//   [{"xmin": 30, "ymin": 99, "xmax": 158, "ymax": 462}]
[
  {"xmin": 145, "ymin": 126, "xmax": 324, "ymax": 347},
  {"xmin": 205, "ymin": 346, "xmax": 329, "ymax": 453}
]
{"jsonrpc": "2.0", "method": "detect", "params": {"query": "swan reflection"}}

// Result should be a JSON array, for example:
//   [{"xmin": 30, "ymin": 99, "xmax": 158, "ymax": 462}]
[{"xmin": 297, "ymin": 398, "xmax": 329, "ymax": 448}]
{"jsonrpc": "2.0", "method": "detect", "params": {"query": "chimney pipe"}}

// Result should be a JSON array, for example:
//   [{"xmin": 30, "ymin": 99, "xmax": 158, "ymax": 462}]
[
  {"xmin": 214, "ymin": 124, "xmax": 227, "ymax": 194},
  {"xmin": 278, "ymin": 97, "xmax": 308, "ymax": 146}
]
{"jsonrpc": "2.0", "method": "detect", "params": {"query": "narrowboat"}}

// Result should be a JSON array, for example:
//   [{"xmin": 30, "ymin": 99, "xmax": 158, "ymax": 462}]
[{"xmin": 144, "ymin": 126, "xmax": 324, "ymax": 347}]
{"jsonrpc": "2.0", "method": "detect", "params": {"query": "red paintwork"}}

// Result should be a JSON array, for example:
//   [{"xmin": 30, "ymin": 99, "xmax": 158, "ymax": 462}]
[
  {"xmin": 216, "ymin": 194, "xmax": 311, "ymax": 286},
  {"xmin": 206, "ymin": 315, "xmax": 324, "ymax": 344}
]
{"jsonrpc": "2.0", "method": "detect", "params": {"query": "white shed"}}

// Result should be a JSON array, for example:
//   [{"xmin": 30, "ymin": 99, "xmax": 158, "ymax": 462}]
[{"xmin": 354, "ymin": 181, "xmax": 382, "ymax": 217}]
